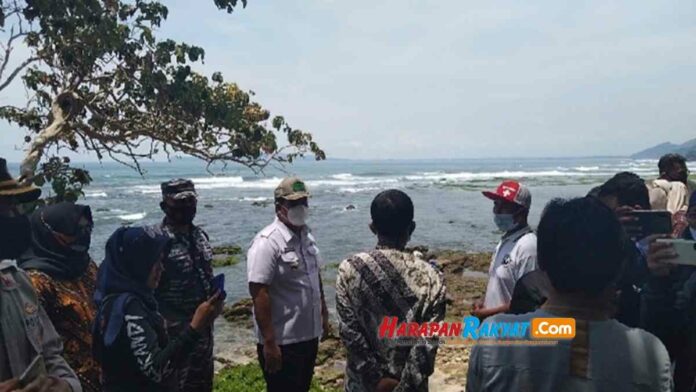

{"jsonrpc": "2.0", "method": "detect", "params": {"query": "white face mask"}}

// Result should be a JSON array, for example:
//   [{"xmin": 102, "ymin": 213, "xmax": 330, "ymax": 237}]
[{"xmin": 286, "ymin": 205, "xmax": 309, "ymax": 227}]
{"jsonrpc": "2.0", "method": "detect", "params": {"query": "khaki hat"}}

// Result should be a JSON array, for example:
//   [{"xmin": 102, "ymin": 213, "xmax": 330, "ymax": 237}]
[
  {"xmin": 274, "ymin": 177, "xmax": 310, "ymax": 201},
  {"xmin": 0, "ymin": 158, "xmax": 41, "ymax": 203}
]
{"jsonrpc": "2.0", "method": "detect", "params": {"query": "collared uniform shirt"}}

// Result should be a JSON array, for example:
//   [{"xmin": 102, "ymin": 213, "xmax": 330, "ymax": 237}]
[
  {"xmin": 156, "ymin": 222, "xmax": 214, "ymax": 322},
  {"xmin": 483, "ymin": 225, "xmax": 537, "ymax": 309},
  {"xmin": 247, "ymin": 218, "xmax": 323, "ymax": 345},
  {"xmin": 0, "ymin": 260, "xmax": 82, "ymax": 391}
]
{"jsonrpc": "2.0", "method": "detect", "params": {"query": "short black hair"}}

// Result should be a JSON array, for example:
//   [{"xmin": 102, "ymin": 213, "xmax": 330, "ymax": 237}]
[
  {"xmin": 597, "ymin": 172, "xmax": 650, "ymax": 209},
  {"xmin": 658, "ymin": 153, "xmax": 687, "ymax": 174},
  {"xmin": 370, "ymin": 190, "xmax": 414, "ymax": 237},
  {"xmin": 538, "ymin": 197, "xmax": 627, "ymax": 296}
]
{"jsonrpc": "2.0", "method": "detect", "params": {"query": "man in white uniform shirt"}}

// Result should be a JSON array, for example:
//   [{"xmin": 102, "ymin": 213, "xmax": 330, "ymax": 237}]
[
  {"xmin": 247, "ymin": 177, "xmax": 330, "ymax": 392},
  {"xmin": 472, "ymin": 180, "xmax": 537, "ymax": 320}
]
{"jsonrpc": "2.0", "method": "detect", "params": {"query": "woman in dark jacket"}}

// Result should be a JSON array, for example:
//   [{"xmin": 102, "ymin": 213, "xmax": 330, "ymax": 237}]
[
  {"xmin": 18, "ymin": 202, "xmax": 101, "ymax": 392},
  {"xmin": 93, "ymin": 226, "xmax": 223, "ymax": 392}
]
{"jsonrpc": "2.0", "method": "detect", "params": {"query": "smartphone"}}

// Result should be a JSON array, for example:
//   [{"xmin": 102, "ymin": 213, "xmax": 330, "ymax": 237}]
[
  {"xmin": 212, "ymin": 273, "xmax": 226, "ymax": 299},
  {"xmin": 626, "ymin": 210, "xmax": 672, "ymax": 238},
  {"xmin": 19, "ymin": 355, "xmax": 46, "ymax": 387},
  {"xmin": 657, "ymin": 239, "xmax": 696, "ymax": 266}
]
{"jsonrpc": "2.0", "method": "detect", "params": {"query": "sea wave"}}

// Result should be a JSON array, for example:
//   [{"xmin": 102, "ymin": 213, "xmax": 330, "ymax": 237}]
[
  {"xmin": 85, "ymin": 191, "xmax": 108, "ymax": 198},
  {"xmin": 240, "ymin": 196, "xmax": 271, "ymax": 202},
  {"xmin": 118, "ymin": 212, "xmax": 147, "ymax": 221},
  {"xmin": 121, "ymin": 160, "xmax": 670, "ymax": 196},
  {"xmin": 403, "ymin": 170, "xmax": 595, "ymax": 182},
  {"xmin": 573, "ymin": 166, "xmax": 600, "ymax": 172}
]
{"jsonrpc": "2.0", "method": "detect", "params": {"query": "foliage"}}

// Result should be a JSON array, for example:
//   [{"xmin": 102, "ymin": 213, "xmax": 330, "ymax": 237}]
[
  {"xmin": 212, "ymin": 245, "xmax": 243, "ymax": 255},
  {"xmin": 212, "ymin": 254, "xmax": 239, "ymax": 268},
  {"xmin": 211, "ymin": 245, "xmax": 242, "ymax": 267},
  {"xmin": 213, "ymin": 363, "xmax": 340, "ymax": 392},
  {"xmin": 34, "ymin": 156, "xmax": 92, "ymax": 203},
  {"xmin": 0, "ymin": 0, "xmax": 324, "ymax": 202}
]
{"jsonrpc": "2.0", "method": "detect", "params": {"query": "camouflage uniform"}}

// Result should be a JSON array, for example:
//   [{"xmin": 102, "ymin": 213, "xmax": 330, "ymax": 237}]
[
  {"xmin": 155, "ymin": 179, "xmax": 215, "ymax": 392},
  {"xmin": 335, "ymin": 248, "xmax": 446, "ymax": 392}
]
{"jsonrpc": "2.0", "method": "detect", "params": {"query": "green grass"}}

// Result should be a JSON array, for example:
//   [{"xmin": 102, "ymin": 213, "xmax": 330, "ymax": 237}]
[
  {"xmin": 213, "ymin": 363, "xmax": 341, "ymax": 392},
  {"xmin": 213, "ymin": 245, "xmax": 243, "ymax": 255},
  {"xmin": 212, "ymin": 254, "xmax": 240, "ymax": 267}
]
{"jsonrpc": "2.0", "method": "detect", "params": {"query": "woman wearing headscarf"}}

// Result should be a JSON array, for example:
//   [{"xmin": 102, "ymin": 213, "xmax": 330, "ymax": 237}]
[
  {"xmin": 18, "ymin": 202, "xmax": 100, "ymax": 392},
  {"xmin": 92, "ymin": 226, "xmax": 223, "ymax": 392}
]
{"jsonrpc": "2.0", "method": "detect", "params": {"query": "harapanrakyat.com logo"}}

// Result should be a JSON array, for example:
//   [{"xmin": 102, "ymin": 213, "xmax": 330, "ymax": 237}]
[{"xmin": 378, "ymin": 316, "xmax": 576, "ymax": 346}]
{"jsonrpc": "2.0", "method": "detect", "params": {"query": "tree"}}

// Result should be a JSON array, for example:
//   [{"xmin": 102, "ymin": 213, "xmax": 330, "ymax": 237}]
[{"xmin": 0, "ymin": 0, "xmax": 325, "ymax": 202}]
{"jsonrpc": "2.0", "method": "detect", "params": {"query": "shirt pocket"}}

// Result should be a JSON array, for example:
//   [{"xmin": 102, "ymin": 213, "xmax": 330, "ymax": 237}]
[
  {"xmin": 306, "ymin": 244, "xmax": 321, "ymax": 272},
  {"xmin": 280, "ymin": 251, "xmax": 304, "ymax": 273}
]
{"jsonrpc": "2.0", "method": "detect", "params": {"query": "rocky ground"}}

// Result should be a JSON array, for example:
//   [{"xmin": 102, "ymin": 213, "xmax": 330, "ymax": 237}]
[{"xmin": 214, "ymin": 249, "xmax": 491, "ymax": 392}]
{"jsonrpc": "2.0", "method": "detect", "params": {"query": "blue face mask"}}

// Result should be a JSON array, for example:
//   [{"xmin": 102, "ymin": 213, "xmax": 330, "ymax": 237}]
[{"xmin": 494, "ymin": 213, "xmax": 516, "ymax": 232}]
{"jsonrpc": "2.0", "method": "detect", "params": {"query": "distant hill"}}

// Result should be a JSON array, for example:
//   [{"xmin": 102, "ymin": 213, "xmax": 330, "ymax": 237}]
[{"xmin": 632, "ymin": 138, "xmax": 696, "ymax": 160}]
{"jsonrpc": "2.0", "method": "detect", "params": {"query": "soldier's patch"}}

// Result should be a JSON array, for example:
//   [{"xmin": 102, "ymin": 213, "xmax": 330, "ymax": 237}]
[
  {"xmin": 0, "ymin": 273, "xmax": 17, "ymax": 289},
  {"xmin": 24, "ymin": 302, "xmax": 37, "ymax": 315}
]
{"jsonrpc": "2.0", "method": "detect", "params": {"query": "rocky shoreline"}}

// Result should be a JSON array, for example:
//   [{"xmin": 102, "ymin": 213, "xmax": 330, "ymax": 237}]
[{"xmin": 212, "ymin": 249, "xmax": 491, "ymax": 392}]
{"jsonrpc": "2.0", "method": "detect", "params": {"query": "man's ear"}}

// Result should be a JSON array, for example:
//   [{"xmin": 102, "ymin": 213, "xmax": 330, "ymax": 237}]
[
  {"xmin": 369, "ymin": 222, "xmax": 377, "ymax": 235},
  {"xmin": 410, "ymin": 221, "xmax": 416, "ymax": 235}
]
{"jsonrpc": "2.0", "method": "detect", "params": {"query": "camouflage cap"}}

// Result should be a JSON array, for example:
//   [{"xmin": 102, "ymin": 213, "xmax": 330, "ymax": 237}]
[
  {"xmin": 161, "ymin": 178, "xmax": 197, "ymax": 200},
  {"xmin": 274, "ymin": 177, "xmax": 310, "ymax": 201}
]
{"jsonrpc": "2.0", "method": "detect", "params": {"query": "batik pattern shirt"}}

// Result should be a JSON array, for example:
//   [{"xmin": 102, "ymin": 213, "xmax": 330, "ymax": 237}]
[
  {"xmin": 336, "ymin": 249, "xmax": 446, "ymax": 392},
  {"xmin": 156, "ymin": 223, "xmax": 214, "ymax": 322},
  {"xmin": 27, "ymin": 262, "xmax": 100, "ymax": 392}
]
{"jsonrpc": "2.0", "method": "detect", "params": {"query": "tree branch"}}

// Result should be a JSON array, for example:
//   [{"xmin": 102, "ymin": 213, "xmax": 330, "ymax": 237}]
[
  {"xmin": 19, "ymin": 92, "xmax": 81, "ymax": 183},
  {"xmin": 0, "ymin": 55, "xmax": 38, "ymax": 91}
]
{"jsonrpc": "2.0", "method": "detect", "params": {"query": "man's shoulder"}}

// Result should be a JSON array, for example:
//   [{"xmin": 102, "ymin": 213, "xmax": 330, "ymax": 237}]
[
  {"xmin": 607, "ymin": 320, "xmax": 667, "ymax": 349},
  {"xmin": 486, "ymin": 309, "xmax": 542, "ymax": 325},
  {"xmin": 0, "ymin": 259, "xmax": 16, "ymax": 271},
  {"xmin": 248, "ymin": 222, "xmax": 286, "ymax": 253},
  {"xmin": 337, "ymin": 250, "xmax": 441, "ymax": 283},
  {"xmin": 192, "ymin": 225, "xmax": 210, "ymax": 241},
  {"xmin": 515, "ymin": 231, "xmax": 537, "ymax": 247},
  {"xmin": 338, "ymin": 252, "xmax": 370, "ymax": 272},
  {"xmin": 510, "ymin": 232, "xmax": 537, "ymax": 259},
  {"xmin": 256, "ymin": 220, "xmax": 285, "ymax": 239}
]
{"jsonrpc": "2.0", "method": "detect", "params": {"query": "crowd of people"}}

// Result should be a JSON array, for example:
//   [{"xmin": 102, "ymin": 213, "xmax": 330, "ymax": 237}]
[{"xmin": 0, "ymin": 152, "xmax": 694, "ymax": 392}]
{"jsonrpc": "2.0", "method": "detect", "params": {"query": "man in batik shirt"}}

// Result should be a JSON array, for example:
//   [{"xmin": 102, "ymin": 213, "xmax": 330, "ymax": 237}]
[
  {"xmin": 336, "ymin": 189, "xmax": 446, "ymax": 392},
  {"xmin": 156, "ymin": 179, "xmax": 215, "ymax": 392}
]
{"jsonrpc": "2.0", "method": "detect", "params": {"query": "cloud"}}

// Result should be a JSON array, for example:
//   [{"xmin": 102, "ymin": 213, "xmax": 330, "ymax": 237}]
[{"xmin": 2, "ymin": 0, "xmax": 695, "ymax": 162}]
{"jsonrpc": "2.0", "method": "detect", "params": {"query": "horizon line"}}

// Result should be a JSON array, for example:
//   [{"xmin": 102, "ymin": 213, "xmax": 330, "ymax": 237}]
[{"xmin": 4, "ymin": 154, "xmax": 647, "ymax": 165}]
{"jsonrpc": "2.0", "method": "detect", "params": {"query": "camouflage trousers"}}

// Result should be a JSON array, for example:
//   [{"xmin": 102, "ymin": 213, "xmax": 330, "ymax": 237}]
[{"xmin": 168, "ymin": 322, "xmax": 214, "ymax": 392}]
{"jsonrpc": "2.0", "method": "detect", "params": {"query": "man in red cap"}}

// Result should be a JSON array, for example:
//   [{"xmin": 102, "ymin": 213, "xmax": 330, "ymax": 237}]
[{"xmin": 472, "ymin": 180, "xmax": 537, "ymax": 320}]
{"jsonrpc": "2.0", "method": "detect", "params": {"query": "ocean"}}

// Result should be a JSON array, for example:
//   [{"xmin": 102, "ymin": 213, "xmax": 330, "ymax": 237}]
[{"xmin": 10, "ymin": 157, "xmax": 669, "ymax": 305}]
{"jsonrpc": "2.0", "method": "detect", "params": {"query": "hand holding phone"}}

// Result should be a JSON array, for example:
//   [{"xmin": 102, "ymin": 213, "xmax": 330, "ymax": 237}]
[
  {"xmin": 212, "ymin": 273, "xmax": 226, "ymax": 299},
  {"xmin": 624, "ymin": 210, "xmax": 672, "ymax": 239},
  {"xmin": 656, "ymin": 239, "xmax": 696, "ymax": 266},
  {"xmin": 19, "ymin": 355, "xmax": 46, "ymax": 387}
]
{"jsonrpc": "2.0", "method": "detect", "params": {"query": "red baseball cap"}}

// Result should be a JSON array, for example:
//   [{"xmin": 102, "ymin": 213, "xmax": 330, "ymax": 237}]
[{"xmin": 482, "ymin": 180, "xmax": 532, "ymax": 209}]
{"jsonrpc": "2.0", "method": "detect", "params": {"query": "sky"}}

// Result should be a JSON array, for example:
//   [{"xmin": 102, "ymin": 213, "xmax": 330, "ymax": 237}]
[{"xmin": 2, "ymin": 0, "xmax": 696, "ymax": 161}]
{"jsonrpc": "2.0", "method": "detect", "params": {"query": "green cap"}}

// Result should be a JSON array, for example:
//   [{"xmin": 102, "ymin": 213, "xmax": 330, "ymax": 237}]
[{"xmin": 274, "ymin": 177, "xmax": 310, "ymax": 201}]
